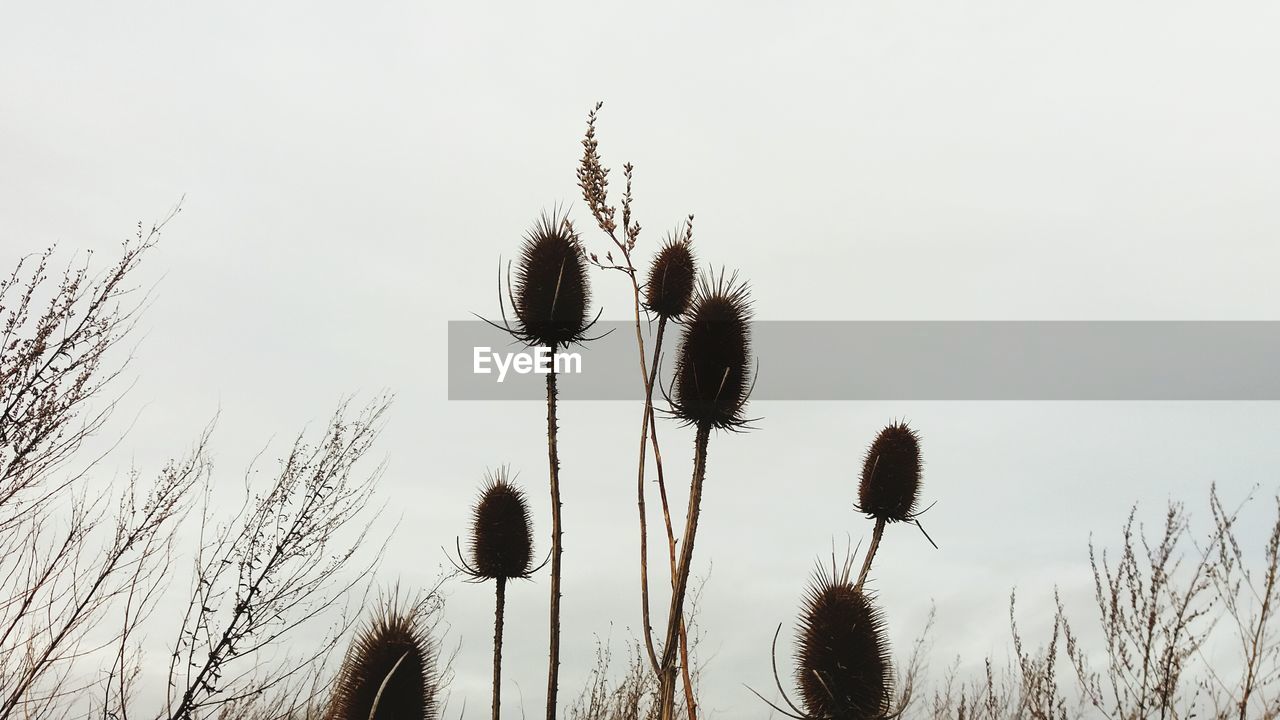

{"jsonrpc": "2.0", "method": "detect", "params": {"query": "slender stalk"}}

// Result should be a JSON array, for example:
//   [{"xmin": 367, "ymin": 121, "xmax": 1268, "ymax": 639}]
[
  {"xmin": 659, "ymin": 424, "xmax": 711, "ymax": 720},
  {"xmin": 854, "ymin": 517, "xmax": 887, "ymax": 592},
  {"xmin": 642, "ymin": 318, "xmax": 698, "ymax": 720},
  {"xmin": 492, "ymin": 577, "xmax": 506, "ymax": 720},
  {"xmin": 544, "ymin": 357, "xmax": 562, "ymax": 720},
  {"xmin": 636, "ymin": 318, "xmax": 664, "ymax": 674},
  {"xmin": 637, "ymin": 351, "xmax": 660, "ymax": 666},
  {"xmin": 634, "ymin": 315, "xmax": 699, "ymax": 716},
  {"xmin": 675, "ymin": 596, "xmax": 698, "ymax": 720}
]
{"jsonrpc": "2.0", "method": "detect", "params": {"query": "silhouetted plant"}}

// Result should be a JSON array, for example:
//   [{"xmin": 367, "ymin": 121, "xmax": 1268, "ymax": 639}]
[
  {"xmin": 643, "ymin": 237, "xmax": 697, "ymax": 321},
  {"xmin": 896, "ymin": 487, "xmax": 1280, "ymax": 720},
  {"xmin": 327, "ymin": 593, "xmax": 440, "ymax": 720},
  {"xmin": 655, "ymin": 270, "xmax": 754, "ymax": 720},
  {"xmin": 752, "ymin": 557, "xmax": 895, "ymax": 720},
  {"xmin": 493, "ymin": 210, "xmax": 596, "ymax": 720},
  {"xmin": 452, "ymin": 468, "xmax": 536, "ymax": 720},
  {"xmin": 466, "ymin": 469, "xmax": 535, "ymax": 582},
  {"xmin": 854, "ymin": 422, "xmax": 934, "ymax": 591},
  {"xmin": 508, "ymin": 212, "xmax": 594, "ymax": 349},
  {"xmin": 0, "ymin": 212, "xmax": 179, "ymax": 720},
  {"xmin": 796, "ymin": 566, "xmax": 894, "ymax": 720},
  {"xmin": 567, "ymin": 575, "xmax": 710, "ymax": 720},
  {"xmin": 857, "ymin": 422, "xmax": 922, "ymax": 524},
  {"xmin": 166, "ymin": 397, "xmax": 393, "ymax": 720},
  {"xmin": 668, "ymin": 271, "xmax": 753, "ymax": 432},
  {"xmin": 576, "ymin": 101, "xmax": 702, "ymax": 719}
]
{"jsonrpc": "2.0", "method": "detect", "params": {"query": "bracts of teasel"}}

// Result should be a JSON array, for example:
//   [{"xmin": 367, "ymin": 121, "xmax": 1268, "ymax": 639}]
[
  {"xmin": 327, "ymin": 597, "xmax": 440, "ymax": 720},
  {"xmin": 668, "ymin": 272, "xmax": 752, "ymax": 433},
  {"xmin": 469, "ymin": 469, "xmax": 535, "ymax": 582},
  {"xmin": 508, "ymin": 212, "xmax": 593, "ymax": 720},
  {"xmin": 854, "ymin": 422, "xmax": 923, "ymax": 591},
  {"xmin": 795, "ymin": 569, "xmax": 894, "ymax": 720},
  {"xmin": 466, "ymin": 470, "xmax": 535, "ymax": 720},
  {"xmin": 511, "ymin": 212, "xmax": 593, "ymax": 349},
  {"xmin": 643, "ymin": 236, "xmax": 697, "ymax": 322},
  {"xmin": 657, "ymin": 272, "xmax": 753, "ymax": 720}
]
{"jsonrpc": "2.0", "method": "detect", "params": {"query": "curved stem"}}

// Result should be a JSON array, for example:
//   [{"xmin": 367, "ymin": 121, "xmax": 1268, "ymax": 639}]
[
  {"xmin": 659, "ymin": 423, "xmax": 711, "ymax": 720},
  {"xmin": 643, "ymin": 318, "xmax": 698, "ymax": 720},
  {"xmin": 854, "ymin": 517, "xmax": 887, "ymax": 592},
  {"xmin": 636, "ymin": 317, "xmax": 666, "ymax": 675},
  {"xmin": 544, "ymin": 360, "xmax": 562, "ymax": 720},
  {"xmin": 635, "ymin": 317, "xmax": 699, "ymax": 717},
  {"xmin": 492, "ymin": 577, "xmax": 506, "ymax": 720}
]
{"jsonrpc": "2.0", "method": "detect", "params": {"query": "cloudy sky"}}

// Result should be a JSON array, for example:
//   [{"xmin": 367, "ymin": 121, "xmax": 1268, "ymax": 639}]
[{"xmin": 4, "ymin": 2, "xmax": 1280, "ymax": 717}]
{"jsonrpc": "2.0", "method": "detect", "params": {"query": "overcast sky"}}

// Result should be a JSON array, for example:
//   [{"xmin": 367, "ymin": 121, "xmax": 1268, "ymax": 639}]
[{"xmin": 4, "ymin": 2, "xmax": 1280, "ymax": 717}]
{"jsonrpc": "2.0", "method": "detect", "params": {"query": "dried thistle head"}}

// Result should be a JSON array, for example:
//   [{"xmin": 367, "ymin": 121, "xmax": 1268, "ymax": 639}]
[
  {"xmin": 857, "ymin": 422, "xmax": 922, "ymax": 523},
  {"xmin": 670, "ymin": 271, "xmax": 753, "ymax": 430},
  {"xmin": 795, "ymin": 568, "xmax": 893, "ymax": 720},
  {"xmin": 328, "ymin": 595, "xmax": 439, "ymax": 720},
  {"xmin": 510, "ymin": 211, "xmax": 593, "ymax": 348},
  {"xmin": 643, "ymin": 235, "xmax": 697, "ymax": 320},
  {"xmin": 468, "ymin": 468, "xmax": 535, "ymax": 581}
]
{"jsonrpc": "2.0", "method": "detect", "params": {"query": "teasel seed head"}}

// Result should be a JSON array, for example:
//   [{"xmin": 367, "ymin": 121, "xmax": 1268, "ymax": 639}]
[
  {"xmin": 328, "ymin": 594, "xmax": 440, "ymax": 720},
  {"xmin": 795, "ymin": 569, "xmax": 894, "ymax": 720},
  {"xmin": 469, "ymin": 468, "xmax": 535, "ymax": 581},
  {"xmin": 511, "ymin": 211, "xmax": 593, "ymax": 348},
  {"xmin": 856, "ymin": 422, "xmax": 922, "ymax": 523},
  {"xmin": 643, "ymin": 235, "xmax": 697, "ymax": 320},
  {"xmin": 670, "ymin": 270, "xmax": 753, "ymax": 430}
]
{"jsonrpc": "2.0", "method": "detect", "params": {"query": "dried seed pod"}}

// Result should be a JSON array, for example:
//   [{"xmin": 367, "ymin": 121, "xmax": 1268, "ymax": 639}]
[
  {"xmin": 329, "ymin": 596, "xmax": 439, "ymax": 720},
  {"xmin": 671, "ymin": 272, "xmax": 753, "ymax": 429},
  {"xmin": 643, "ymin": 236, "xmax": 697, "ymax": 319},
  {"xmin": 795, "ymin": 571, "xmax": 893, "ymax": 720},
  {"xmin": 512, "ymin": 212, "xmax": 592, "ymax": 348},
  {"xmin": 857, "ymin": 422, "xmax": 922, "ymax": 523},
  {"xmin": 470, "ymin": 470, "xmax": 535, "ymax": 581}
]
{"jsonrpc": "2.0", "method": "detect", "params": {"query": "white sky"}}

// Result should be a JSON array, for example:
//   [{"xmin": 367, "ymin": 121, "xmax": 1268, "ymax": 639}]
[{"xmin": 3, "ymin": 2, "xmax": 1280, "ymax": 717}]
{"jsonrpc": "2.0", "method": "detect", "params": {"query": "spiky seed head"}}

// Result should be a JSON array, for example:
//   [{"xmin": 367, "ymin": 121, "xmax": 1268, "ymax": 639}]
[
  {"xmin": 329, "ymin": 596, "xmax": 439, "ymax": 720},
  {"xmin": 857, "ymin": 422, "xmax": 922, "ymax": 523},
  {"xmin": 470, "ymin": 469, "xmax": 534, "ymax": 580},
  {"xmin": 512, "ymin": 212, "xmax": 592, "ymax": 348},
  {"xmin": 795, "ymin": 571, "xmax": 893, "ymax": 720},
  {"xmin": 643, "ymin": 237, "xmax": 697, "ymax": 319},
  {"xmin": 671, "ymin": 272, "xmax": 753, "ymax": 429}
]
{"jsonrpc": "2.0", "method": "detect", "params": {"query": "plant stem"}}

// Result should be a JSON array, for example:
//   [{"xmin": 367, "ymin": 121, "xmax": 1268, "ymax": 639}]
[
  {"xmin": 644, "ymin": 319, "xmax": 699, "ymax": 720},
  {"xmin": 492, "ymin": 577, "xmax": 506, "ymax": 720},
  {"xmin": 544, "ymin": 357, "xmax": 562, "ymax": 720},
  {"xmin": 659, "ymin": 423, "xmax": 711, "ymax": 720},
  {"xmin": 634, "ymin": 316, "xmax": 698, "ymax": 718},
  {"xmin": 855, "ymin": 517, "xmax": 887, "ymax": 592},
  {"xmin": 636, "ymin": 318, "xmax": 666, "ymax": 674}
]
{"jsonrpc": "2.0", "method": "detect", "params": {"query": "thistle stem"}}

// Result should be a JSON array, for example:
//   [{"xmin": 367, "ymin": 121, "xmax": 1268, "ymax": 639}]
[
  {"xmin": 855, "ymin": 517, "xmax": 887, "ymax": 592},
  {"xmin": 635, "ymin": 316, "xmax": 698, "ymax": 718},
  {"xmin": 645, "ymin": 319, "xmax": 699, "ymax": 720},
  {"xmin": 492, "ymin": 577, "xmax": 506, "ymax": 720},
  {"xmin": 637, "ymin": 317, "xmax": 667, "ymax": 674},
  {"xmin": 659, "ymin": 423, "xmax": 711, "ymax": 720},
  {"xmin": 544, "ymin": 357, "xmax": 562, "ymax": 720}
]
